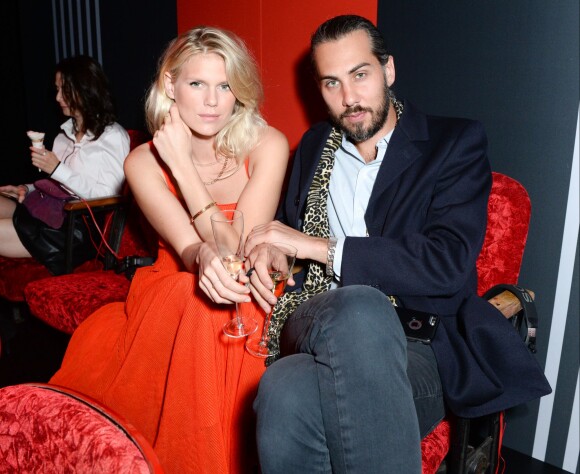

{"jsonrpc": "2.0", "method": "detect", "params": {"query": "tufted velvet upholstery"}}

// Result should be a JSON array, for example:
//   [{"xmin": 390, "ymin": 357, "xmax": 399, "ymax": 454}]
[
  {"xmin": 0, "ymin": 130, "xmax": 150, "ymax": 304},
  {"xmin": 476, "ymin": 173, "xmax": 531, "ymax": 296},
  {"xmin": 0, "ymin": 383, "xmax": 162, "ymax": 473},
  {"xmin": 25, "ymin": 204, "xmax": 156, "ymax": 334}
]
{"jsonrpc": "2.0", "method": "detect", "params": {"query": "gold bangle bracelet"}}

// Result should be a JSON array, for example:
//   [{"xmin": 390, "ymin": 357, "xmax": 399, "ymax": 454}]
[{"xmin": 190, "ymin": 201, "xmax": 217, "ymax": 223}]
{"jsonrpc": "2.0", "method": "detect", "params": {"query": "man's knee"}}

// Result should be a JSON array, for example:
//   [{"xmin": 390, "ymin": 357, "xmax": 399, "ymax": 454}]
[
  {"xmin": 255, "ymin": 354, "xmax": 320, "ymax": 426},
  {"xmin": 312, "ymin": 285, "xmax": 404, "ymax": 346}
]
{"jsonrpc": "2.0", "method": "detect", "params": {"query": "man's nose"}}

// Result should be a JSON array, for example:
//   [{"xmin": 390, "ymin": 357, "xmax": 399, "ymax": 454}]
[{"xmin": 341, "ymin": 83, "xmax": 359, "ymax": 108}]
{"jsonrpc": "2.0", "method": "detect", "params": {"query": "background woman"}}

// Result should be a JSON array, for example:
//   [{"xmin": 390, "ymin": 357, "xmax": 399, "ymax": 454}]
[
  {"xmin": 0, "ymin": 55, "xmax": 129, "ymax": 269},
  {"xmin": 50, "ymin": 27, "xmax": 289, "ymax": 473}
]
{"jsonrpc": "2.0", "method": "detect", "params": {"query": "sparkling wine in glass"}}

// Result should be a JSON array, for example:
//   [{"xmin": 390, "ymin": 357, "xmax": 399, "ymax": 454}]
[
  {"xmin": 245, "ymin": 243, "xmax": 297, "ymax": 357},
  {"xmin": 210, "ymin": 209, "xmax": 258, "ymax": 338}
]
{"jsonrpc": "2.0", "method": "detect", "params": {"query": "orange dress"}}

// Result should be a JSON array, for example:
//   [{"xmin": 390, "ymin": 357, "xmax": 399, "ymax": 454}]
[{"xmin": 50, "ymin": 198, "xmax": 267, "ymax": 473}]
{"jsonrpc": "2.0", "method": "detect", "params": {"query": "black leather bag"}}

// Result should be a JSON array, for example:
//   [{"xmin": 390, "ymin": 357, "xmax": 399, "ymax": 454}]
[{"xmin": 12, "ymin": 203, "xmax": 98, "ymax": 275}]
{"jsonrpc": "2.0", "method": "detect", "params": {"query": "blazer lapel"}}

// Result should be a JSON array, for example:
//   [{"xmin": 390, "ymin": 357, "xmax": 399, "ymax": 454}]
[{"xmin": 365, "ymin": 102, "xmax": 429, "ymax": 235}]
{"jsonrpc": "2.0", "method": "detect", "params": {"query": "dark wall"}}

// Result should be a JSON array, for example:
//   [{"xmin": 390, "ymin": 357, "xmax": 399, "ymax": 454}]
[
  {"xmin": 2, "ymin": 0, "xmax": 177, "ymax": 186},
  {"xmin": 378, "ymin": 0, "xmax": 579, "ymax": 460}
]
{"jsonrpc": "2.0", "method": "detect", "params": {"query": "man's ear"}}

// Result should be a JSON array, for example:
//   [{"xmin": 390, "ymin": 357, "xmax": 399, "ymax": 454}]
[
  {"xmin": 384, "ymin": 56, "xmax": 395, "ymax": 87},
  {"xmin": 164, "ymin": 72, "xmax": 175, "ymax": 100}
]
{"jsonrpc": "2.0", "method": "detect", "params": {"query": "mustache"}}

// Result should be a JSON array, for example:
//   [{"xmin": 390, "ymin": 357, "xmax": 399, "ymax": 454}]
[{"xmin": 340, "ymin": 105, "xmax": 372, "ymax": 119}]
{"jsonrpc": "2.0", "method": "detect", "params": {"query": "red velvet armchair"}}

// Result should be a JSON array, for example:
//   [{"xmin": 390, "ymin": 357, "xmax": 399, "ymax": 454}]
[
  {"xmin": 420, "ymin": 171, "xmax": 534, "ymax": 473},
  {"xmin": 0, "ymin": 383, "xmax": 163, "ymax": 473},
  {"xmin": 21, "ymin": 172, "xmax": 534, "ymax": 473}
]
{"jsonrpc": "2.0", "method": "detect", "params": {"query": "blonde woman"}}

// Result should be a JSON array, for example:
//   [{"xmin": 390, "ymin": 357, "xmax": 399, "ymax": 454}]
[{"xmin": 51, "ymin": 27, "xmax": 289, "ymax": 473}]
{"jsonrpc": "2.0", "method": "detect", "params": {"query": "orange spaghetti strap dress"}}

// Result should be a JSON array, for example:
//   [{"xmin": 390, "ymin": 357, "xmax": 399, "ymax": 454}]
[{"xmin": 50, "ymin": 165, "xmax": 267, "ymax": 473}]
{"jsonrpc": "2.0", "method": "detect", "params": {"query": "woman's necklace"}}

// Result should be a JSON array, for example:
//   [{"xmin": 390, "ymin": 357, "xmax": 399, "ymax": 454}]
[{"xmin": 201, "ymin": 156, "xmax": 229, "ymax": 185}]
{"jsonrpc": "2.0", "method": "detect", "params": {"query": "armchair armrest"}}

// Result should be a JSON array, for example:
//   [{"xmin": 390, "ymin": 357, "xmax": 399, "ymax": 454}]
[
  {"xmin": 484, "ymin": 285, "xmax": 537, "ymax": 353},
  {"xmin": 64, "ymin": 195, "xmax": 124, "ymax": 211},
  {"xmin": 487, "ymin": 289, "xmax": 535, "ymax": 319},
  {"xmin": 62, "ymin": 195, "xmax": 129, "ymax": 273}
]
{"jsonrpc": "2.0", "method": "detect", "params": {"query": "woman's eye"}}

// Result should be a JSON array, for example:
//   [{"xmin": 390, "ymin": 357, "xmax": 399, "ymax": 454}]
[
  {"xmin": 189, "ymin": 81, "xmax": 202, "ymax": 87},
  {"xmin": 325, "ymin": 80, "xmax": 338, "ymax": 89},
  {"xmin": 219, "ymin": 84, "xmax": 231, "ymax": 91}
]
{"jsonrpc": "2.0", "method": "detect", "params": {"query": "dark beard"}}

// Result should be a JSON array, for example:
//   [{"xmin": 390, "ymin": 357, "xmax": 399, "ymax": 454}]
[{"xmin": 329, "ymin": 81, "xmax": 391, "ymax": 143}]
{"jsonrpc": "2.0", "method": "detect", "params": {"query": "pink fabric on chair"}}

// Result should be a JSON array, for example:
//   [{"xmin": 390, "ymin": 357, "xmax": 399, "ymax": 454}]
[{"xmin": 0, "ymin": 383, "xmax": 162, "ymax": 473}]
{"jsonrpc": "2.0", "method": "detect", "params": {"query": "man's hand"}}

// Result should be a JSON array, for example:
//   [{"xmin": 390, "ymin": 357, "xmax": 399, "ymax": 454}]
[
  {"xmin": 245, "ymin": 220, "xmax": 325, "ymax": 261},
  {"xmin": 243, "ymin": 242, "xmax": 297, "ymax": 314}
]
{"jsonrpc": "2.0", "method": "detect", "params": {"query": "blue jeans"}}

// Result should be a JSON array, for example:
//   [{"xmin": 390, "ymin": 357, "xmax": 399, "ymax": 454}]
[{"xmin": 254, "ymin": 286, "xmax": 445, "ymax": 474}]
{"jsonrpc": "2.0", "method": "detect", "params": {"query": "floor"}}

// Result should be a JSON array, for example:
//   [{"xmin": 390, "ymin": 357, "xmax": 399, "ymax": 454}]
[{"xmin": 0, "ymin": 298, "xmax": 571, "ymax": 474}]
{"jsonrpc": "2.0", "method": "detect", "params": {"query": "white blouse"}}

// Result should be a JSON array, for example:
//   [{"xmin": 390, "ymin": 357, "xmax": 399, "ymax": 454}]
[{"xmin": 49, "ymin": 119, "xmax": 130, "ymax": 199}]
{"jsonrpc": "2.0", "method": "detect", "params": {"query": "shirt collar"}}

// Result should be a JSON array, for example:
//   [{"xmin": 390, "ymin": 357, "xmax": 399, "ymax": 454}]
[
  {"xmin": 60, "ymin": 118, "xmax": 94, "ymax": 142},
  {"xmin": 340, "ymin": 129, "xmax": 394, "ymax": 163}
]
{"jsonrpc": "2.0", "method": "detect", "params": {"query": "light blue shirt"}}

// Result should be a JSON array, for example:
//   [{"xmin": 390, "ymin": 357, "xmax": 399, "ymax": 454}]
[{"xmin": 328, "ymin": 130, "xmax": 393, "ymax": 283}]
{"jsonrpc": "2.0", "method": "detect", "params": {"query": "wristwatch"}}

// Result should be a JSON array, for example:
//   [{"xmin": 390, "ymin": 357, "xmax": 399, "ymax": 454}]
[{"xmin": 326, "ymin": 237, "xmax": 337, "ymax": 277}]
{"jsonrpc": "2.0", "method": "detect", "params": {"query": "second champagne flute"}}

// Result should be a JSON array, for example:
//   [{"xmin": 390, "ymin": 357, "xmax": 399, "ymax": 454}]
[
  {"xmin": 210, "ymin": 209, "xmax": 258, "ymax": 338},
  {"xmin": 245, "ymin": 242, "xmax": 297, "ymax": 357}
]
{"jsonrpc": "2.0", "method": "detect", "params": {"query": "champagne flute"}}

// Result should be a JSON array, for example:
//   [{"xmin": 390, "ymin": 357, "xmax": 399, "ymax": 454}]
[
  {"xmin": 245, "ymin": 242, "xmax": 297, "ymax": 358},
  {"xmin": 210, "ymin": 209, "xmax": 258, "ymax": 338}
]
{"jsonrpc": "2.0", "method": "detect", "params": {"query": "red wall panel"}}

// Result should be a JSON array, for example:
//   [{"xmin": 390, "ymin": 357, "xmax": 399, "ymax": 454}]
[{"xmin": 177, "ymin": 0, "xmax": 377, "ymax": 149}]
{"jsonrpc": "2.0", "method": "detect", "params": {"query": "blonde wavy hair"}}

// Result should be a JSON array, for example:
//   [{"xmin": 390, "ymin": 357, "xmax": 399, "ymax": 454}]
[{"xmin": 145, "ymin": 26, "xmax": 266, "ymax": 160}]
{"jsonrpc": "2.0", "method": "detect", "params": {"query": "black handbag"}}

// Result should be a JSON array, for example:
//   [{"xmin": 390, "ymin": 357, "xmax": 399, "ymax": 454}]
[{"xmin": 12, "ymin": 203, "xmax": 99, "ymax": 275}]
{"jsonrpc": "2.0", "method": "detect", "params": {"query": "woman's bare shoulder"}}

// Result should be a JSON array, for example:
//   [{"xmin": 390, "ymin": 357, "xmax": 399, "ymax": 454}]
[
  {"xmin": 251, "ymin": 126, "xmax": 289, "ymax": 160},
  {"xmin": 124, "ymin": 141, "xmax": 165, "ymax": 181}
]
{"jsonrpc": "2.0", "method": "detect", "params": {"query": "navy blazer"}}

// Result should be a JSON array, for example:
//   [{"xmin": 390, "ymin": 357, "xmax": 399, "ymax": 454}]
[{"xmin": 277, "ymin": 102, "xmax": 551, "ymax": 417}]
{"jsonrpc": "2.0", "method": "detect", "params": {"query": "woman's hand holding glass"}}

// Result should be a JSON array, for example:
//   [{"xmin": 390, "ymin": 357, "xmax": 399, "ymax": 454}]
[
  {"xmin": 197, "ymin": 240, "xmax": 252, "ymax": 305},
  {"xmin": 210, "ymin": 209, "xmax": 258, "ymax": 338}
]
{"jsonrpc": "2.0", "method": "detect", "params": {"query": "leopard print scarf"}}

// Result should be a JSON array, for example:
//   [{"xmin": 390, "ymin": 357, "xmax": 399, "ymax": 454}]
[{"xmin": 266, "ymin": 97, "xmax": 404, "ymax": 364}]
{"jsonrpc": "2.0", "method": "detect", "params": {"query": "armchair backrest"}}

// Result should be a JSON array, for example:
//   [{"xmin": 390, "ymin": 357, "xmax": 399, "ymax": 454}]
[{"xmin": 476, "ymin": 172, "xmax": 531, "ymax": 296}]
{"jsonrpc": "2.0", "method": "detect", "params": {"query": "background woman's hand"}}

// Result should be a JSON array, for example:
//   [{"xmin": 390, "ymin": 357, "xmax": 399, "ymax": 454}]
[
  {"xmin": 196, "ymin": 241, "xmax": 251, "ymax": 305},
  {"xmin": 0, "ymin": 184, "xmax": 28, "ymax": 203},
  {"xmin": 152, "ymin": 103, "xmax": 193, "ymax": 173},
  {"xmin": 30, "ymin": 147, "xmax": 59, "ymax": 174}
]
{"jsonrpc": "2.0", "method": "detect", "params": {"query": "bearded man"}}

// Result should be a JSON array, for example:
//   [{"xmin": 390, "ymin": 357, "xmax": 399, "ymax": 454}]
[{"xmin": 240, "ymin": 14, "xmax": 551, "ymax": 473}]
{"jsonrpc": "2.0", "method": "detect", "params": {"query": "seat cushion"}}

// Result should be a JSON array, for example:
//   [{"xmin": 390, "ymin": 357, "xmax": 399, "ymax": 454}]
[
  {"xmin": 0, "ymin": 383, "xmax": 157, "ymax": 473},
  {"xmin": 0, "ymin": 257, "xmax": 51, "ymax": 302},
  {"xmin": 0, "ymin": 257, "xmax": 103, "ymax": 303},
  {"xmin": 24, "ymin": 271, "xmax": 130, "ymax": 334},
  {"xmin": 420, "ymin": 419, "xmax": 451, "ymax": 474}
]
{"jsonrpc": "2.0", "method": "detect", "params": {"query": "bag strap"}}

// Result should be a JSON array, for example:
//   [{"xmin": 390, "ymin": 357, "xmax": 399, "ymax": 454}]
[
  {"xmin": 115, "ymin": 255, "xmax": 155, "ymax": 280},
  {"xmin": 483, "ymin": 284, "xmax": 538, "ymax": 353}
]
